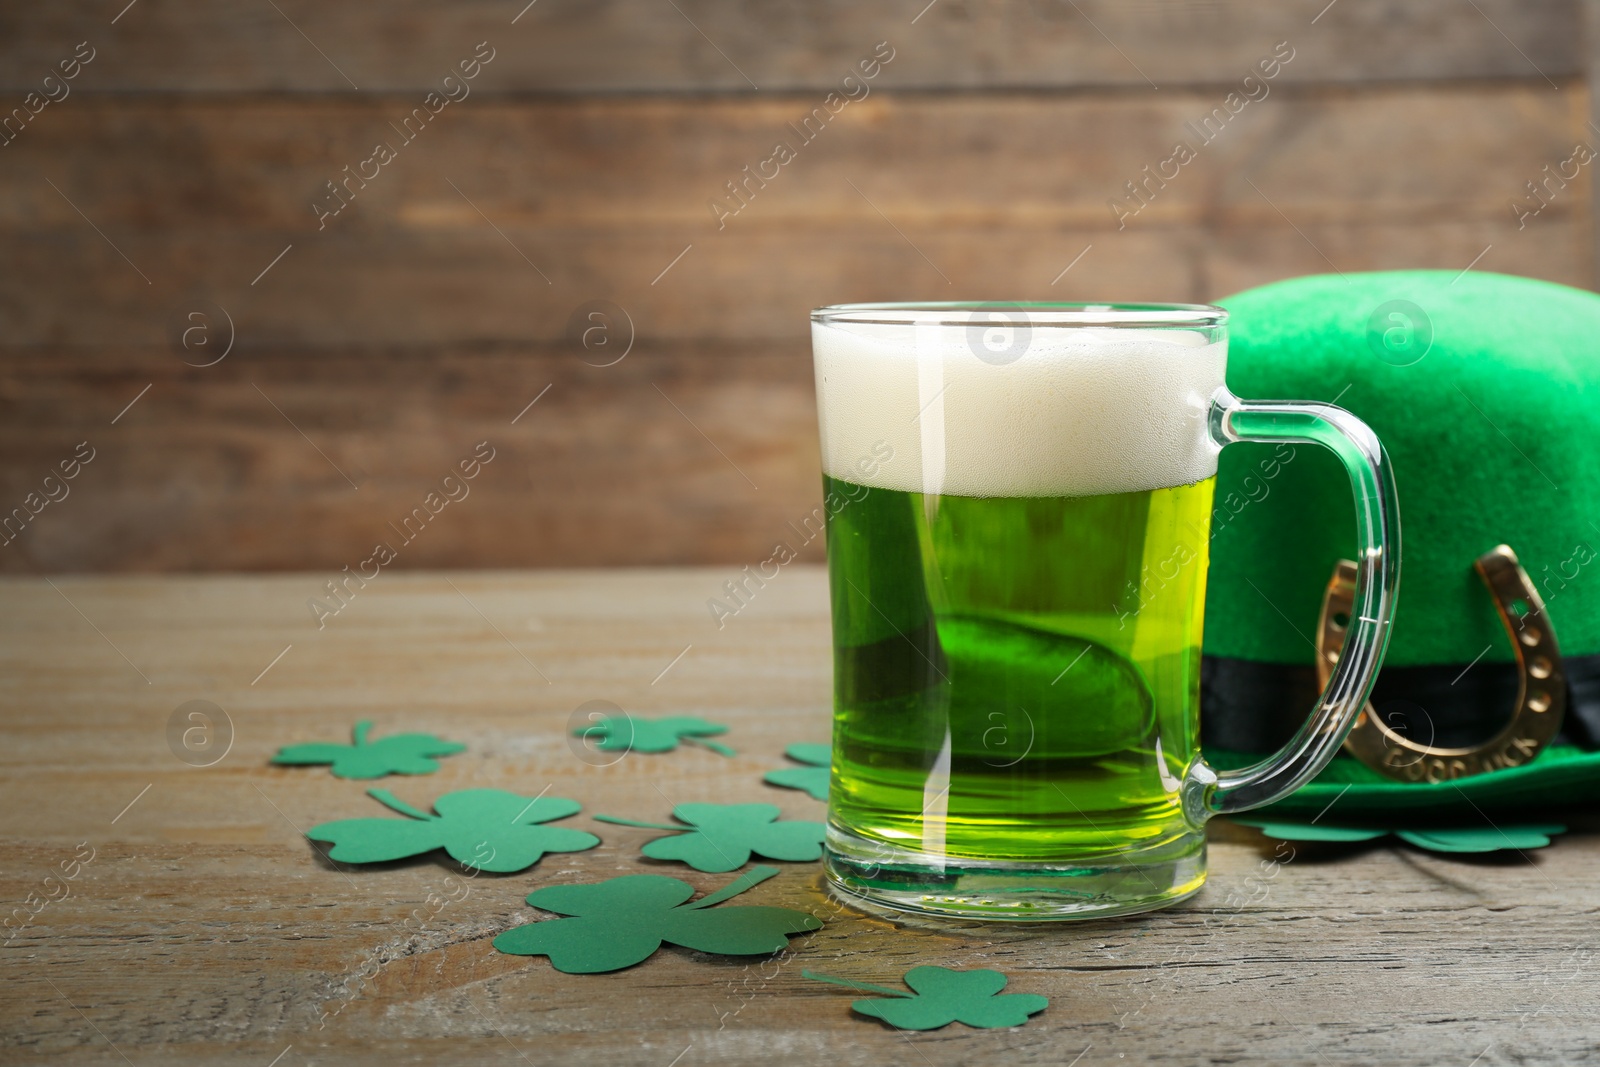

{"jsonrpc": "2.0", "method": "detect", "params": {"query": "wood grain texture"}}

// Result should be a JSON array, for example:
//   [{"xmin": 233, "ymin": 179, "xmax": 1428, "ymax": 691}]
[
  {"xmin": 0, "ymin": 80, "xmax": 1588, "ymax": 572},
  {"xmin": 2, "ymin": 569, "xmax": 1598, "ymax": 1065},
  {"xmin": 1, "ymin": 85, "xmax": 1588, "ymax": 348},
  {"xmin": 0, "ymin": 344, "xmax": 822, "ymax": 574},
  {"xmin": 0, "ymin": 3, "xmax": 1592, "ymax": 574},
  {"xmin": 0, "ymin": 0, "xmax": 1582, "ymax": 93}
]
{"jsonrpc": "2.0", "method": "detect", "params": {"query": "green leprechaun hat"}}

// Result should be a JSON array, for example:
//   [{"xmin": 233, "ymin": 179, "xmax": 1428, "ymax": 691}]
[{"xmin": 1203, "ymin": 270, "xmax": 1600, "ymax": 818}]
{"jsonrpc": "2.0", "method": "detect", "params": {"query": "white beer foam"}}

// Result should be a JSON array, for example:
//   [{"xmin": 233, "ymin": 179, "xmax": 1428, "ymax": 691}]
[{"xmin": 813, "ymin": 320, "xmax": 1226, "ymax": 498}]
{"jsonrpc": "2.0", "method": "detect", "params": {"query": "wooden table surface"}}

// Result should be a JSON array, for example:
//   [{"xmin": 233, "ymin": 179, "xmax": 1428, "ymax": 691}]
[{"xmin": 3, "ymin": 568, "xmax": 1596, "ymax": 1065}]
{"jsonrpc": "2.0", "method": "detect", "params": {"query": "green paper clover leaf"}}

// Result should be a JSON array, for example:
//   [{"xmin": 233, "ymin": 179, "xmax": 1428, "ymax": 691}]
[
  {"xmin": 1236, "ymin": 819, "xmax": 1567, "ymax": 854},
  {"xmin": 805, "ymin": 966, "xmax": 1049, "ymax": 1031},
  {"xmin": 763, "ymin": 742, "xmax": 830, "ymax": 801},
  {"xmin": 594, "ymin": 802, "xmax": 825, "ymax": 873},
  {"xmin": 307, "ymin": 788, "xmax": 600, "ymax": 872},
  {"xmin": 574, "ymin": 714, "xmax": 734, "ymax": 756},
  {"xmin": 271, "ymin": 720, "xmax": 465, "ymax": 779},
  {"xmin": 492, "ymin": 864, "xmax": 821, "ymax": 973}
]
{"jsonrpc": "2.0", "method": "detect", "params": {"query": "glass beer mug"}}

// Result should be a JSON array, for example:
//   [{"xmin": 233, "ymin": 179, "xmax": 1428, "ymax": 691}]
[{"xmin": 810, "ymin": 302, "xmax": 1399, "ymax": 919}]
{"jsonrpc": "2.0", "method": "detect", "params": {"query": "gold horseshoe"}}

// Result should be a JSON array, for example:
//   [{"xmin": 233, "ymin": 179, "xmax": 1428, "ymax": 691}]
[{"xmin": 1317, "ymin": 544, "xmax": 1566, "ymax": 783}]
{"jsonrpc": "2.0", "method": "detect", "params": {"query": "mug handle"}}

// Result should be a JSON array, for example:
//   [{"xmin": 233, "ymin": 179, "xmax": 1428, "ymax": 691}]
[{"xmin": 1182, "ymin": 387, "xmax": 1402, "ymax": 824}]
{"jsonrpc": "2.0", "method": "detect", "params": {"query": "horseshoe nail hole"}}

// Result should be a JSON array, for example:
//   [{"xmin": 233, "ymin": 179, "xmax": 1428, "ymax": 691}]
[
  {"xmin": 1325, "ymin": 650, "xmax": 1341, "ymax": 665},
  {"xmin": 1510, "ymin": 598, "xmax": 1531, "ymax": 617},
  {"xmin": 1331, "ymin": 611, "xmax": 1350, "ymax": 630},
  {"xmin": 1530, "ymin": 657, "xmax": 1553, "ymax": 680},
  {"xmin": 1529, "ymin": 691, "xmax": 1551, "ymax": 713},
  {"xmin": 1519, "ymin": 627, "xmax": 1542, "ymax": 647}
]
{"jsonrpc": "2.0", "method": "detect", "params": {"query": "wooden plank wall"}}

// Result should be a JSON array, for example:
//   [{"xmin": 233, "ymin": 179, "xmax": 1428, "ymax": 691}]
[{"xmin": 0, "ymin": 0, "xmax": 1592, "ymax": 573}]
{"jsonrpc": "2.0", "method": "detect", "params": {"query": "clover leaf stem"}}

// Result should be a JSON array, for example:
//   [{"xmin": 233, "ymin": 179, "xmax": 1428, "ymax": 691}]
[
  {"xmin": 352, "ymin": 720, "xmax": 372, "ymax": 746},
  {"xmin": 592, "ymin": 815, "xmax": 685, "ymax": 831},
  {"xmin": 801, "ymin": 970, "xmax": 914, "ymax": 998},
  {"xmin": 685, "ymin": 736, "xmax": 737, "ymax": 757},
  {"xmin": 683, "ymin": 864, "xmax": 779, "ymax": 910},
  {"xmin": 365, "ymin": 787, "xmax": 435, "ymax": 821}
]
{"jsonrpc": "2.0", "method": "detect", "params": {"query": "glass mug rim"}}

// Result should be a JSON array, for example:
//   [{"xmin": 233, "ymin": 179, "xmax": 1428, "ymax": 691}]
[{"xmin": 811, "ymin": 301, "xmax": 1227, "ymax": 330}]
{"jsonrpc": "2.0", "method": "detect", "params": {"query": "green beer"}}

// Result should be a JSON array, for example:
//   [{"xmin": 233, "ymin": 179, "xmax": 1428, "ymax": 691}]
[
  {"xmin": 825, "ymin": 475, "xmax": 1214, "ymax": 869},
  {"xmin": 812, "ymin": 302, "xmax": 1400, "ymax": 920}
]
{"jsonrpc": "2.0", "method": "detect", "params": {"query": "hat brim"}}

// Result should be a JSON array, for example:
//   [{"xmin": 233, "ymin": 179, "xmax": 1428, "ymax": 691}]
[{"xmin": 1215, "ymin": 744, "xmax": 1600, "ymax": 819}]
